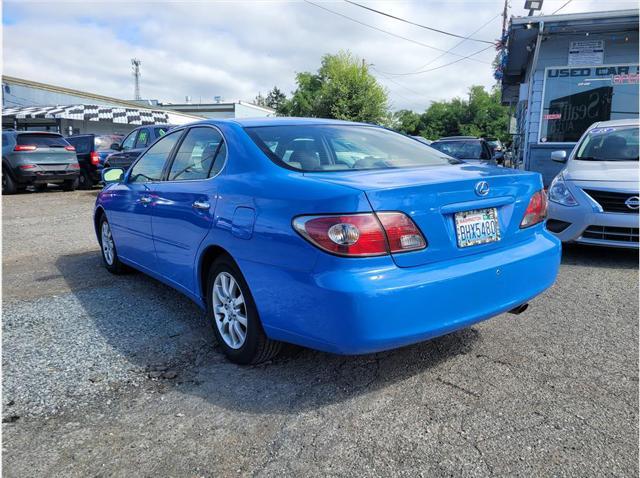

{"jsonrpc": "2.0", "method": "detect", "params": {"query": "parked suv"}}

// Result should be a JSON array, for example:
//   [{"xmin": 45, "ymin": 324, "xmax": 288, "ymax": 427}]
[
  {"xmin": 105, "ymin": 125, "xmax": 173, "ymax": 170},
  {"xmin": 66, "ymin": 134, "xmax": 123, "ymax": 189},
  {"xmin": 430, "ymin": 136, "xmax": 497, "ymax": 165},
  {"xmin": 2, "ymin": 131, "xmax": 80, "ymax": 194}
]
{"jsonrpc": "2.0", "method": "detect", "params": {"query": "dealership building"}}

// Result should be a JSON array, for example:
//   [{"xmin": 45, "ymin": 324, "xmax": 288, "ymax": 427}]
[
  {"xmin": 1, "ymin": 76, "xmax": 274, "ymax": 137},
  {"xmin": 500, "ymin": 9, "xmax": 638, "ymax": 184}
]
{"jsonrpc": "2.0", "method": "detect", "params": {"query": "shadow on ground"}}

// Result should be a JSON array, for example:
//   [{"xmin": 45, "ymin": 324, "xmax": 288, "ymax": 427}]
[
  {"xmin": 55, "ymin": 251, "xmax": 482, "ymax": 414},
  {"xmin": 561, "ymin": 243, "xmax": 638, "ymax": 269}
]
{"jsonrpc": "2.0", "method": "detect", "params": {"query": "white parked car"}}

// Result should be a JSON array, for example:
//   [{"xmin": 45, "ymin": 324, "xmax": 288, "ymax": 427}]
[{"xmin": 547, "ymin": 119, "xmax": 639, "ymax": 249}]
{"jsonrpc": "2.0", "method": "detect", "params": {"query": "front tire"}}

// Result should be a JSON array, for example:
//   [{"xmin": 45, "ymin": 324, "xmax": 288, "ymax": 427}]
[
  {"xmin": 99, "ymin": 216, "xmax": 127, "ymax": 274},
  {"xmin": 207, "ymin": 256, "xmax": 282, "ymax": 364}
]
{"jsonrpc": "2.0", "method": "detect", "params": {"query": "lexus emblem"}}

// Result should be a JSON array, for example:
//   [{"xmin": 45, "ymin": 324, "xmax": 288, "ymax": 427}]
[
  {"xmin": 625, "ymin": 196, "xmax": 640, "ymax": 210},
  {"xmin": 475, "ymin": 181, "xmax": 490, "ymax": 196}
]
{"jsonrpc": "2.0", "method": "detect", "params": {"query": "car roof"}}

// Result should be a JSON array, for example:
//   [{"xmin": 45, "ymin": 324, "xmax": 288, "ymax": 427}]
[
  {"xmin": 590, "ymin": 118, "xmax": 639, "ymax": 128},
  {"xmin": 434, "ymin": 136, "xmax": 481, "ymax": 142},
  {"xmin": 185, "ymin": 117, "xmax": 373, "ymax": 128}
]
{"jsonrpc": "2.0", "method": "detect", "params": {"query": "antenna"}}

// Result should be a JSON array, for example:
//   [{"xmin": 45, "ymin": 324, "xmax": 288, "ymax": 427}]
[{"xmin": 131, "ymin": 58, "xmax": 142, "ymax": 100}]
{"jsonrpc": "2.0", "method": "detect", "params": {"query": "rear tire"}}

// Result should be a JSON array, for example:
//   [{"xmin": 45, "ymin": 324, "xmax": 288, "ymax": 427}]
[
  {"xmin": 2, "ymin": 170, "xmax": 17, "ymax": 195},
  {"xmin": 62, "ymin": 178, "xmax": 79, "ymax": 191},
  {"xmin": 207, "ymin": 256, "xmax": 282, "ymax": 364},
  {"xmin": 99, "ymin": 216, "xmax": 127, "ymax": 274},
  {"xmin": 78, "ymin": 170, "xmax": 93, "ymax": 190}
]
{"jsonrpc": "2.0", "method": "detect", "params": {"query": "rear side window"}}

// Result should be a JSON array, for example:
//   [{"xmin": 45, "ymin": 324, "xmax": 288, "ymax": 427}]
[
  {"xmin": 155, "ymin": 127, "xmax": 169, "ymax": 137},
  {"xmin": 168, "ymin": 127, "xmax": 226, "ymax": 181},
  {"xmin": 17, "ymin": 134, "xmax": 69, "ymax": 148},
  {"xmin": 129, "ymin": 130, "xmax": 181, "ymax": 183}
]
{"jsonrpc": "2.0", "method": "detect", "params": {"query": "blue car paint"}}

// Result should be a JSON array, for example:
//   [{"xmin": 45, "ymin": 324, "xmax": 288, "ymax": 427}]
[{"xmin": 95, "ymin": 118, "xmax": 561, "ymax": 355}]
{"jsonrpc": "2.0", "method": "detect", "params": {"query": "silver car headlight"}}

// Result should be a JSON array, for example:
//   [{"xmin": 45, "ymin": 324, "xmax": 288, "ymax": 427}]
[{"xmin": 548, "ymin": 174, "xmax": 578, "ymax": 207}]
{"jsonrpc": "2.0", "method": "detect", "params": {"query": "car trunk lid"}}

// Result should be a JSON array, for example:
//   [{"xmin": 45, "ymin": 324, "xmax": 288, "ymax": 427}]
[{"xmin": 308, "ymin": 165, "xmax": 543, "ymax": 267}]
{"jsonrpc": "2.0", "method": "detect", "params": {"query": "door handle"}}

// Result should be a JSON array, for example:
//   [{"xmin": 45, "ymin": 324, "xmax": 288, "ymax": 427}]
[
  {"xmin": 139, "ymin": 195, "xmax": 152, "ymax": 204},
  {"xmin": 192, "ymin": 200, "xmax": 210, "ymax": 210}
]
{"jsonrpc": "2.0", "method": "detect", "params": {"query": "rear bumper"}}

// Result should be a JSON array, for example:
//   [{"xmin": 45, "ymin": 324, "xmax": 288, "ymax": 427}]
[
  {"xmin": 14, "ymin": 168, "xmax": 79, "ymax": 184},
  {"xmin": 244, "ymin": 229, "xmax": 561, "ymax": 354}
]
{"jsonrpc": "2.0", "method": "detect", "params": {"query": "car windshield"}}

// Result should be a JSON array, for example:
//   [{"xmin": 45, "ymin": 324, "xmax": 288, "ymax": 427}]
[
  {"xmin": 245, "ymin": 125, "xmax": 458, "ymax": 172},
  {"xmin": 16, "ymin": 133, "xmax": 68, "ymax": 148},
  {"xmin": 431, "ymin": 140, "xmax": 484, "ymax": 159},
  {"xmin": 575, "ymin": 126, "xmax": 639, "ymax": 161}
]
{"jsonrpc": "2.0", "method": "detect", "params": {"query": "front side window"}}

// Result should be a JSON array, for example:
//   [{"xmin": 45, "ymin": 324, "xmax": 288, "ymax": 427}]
[
  {"xmin": 129, "ymin": 130, "xmax": 181, "ymax": 183},
  {"xmin": 135, "ymin": 129, "xmax": 150, "ymax": 148},
  {"xmin": 168, "ymin": 127, "xmax": 226, "ymax": 181},
  {"xmin": 246, "ymin": 125, "xmax": 457, "ymax": 172},
  {"xmin": 575, "ymin": 126, "xmax": 639, "ymax": 161},
  {"xmin": 540, "ymin": 64, "xmax": 639, "ymax": 143},
  {"xmin": 121, "ymin": 131, "xmax": 137, "ymax": 151}
]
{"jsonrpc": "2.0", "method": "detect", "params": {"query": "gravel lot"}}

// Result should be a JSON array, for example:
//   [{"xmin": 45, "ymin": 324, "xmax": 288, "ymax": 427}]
[{"xmin": 2, "ymin": 187, "xmax": 638, "ymax": 477}]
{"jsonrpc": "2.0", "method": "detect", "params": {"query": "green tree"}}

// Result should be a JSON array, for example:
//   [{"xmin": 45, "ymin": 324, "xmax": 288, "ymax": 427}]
[
  {"xmin": 265, "ymin": 87, "xmax": 287, "ymax": 112},
  {"xmin": 391, "ymin": 109, "xmax": 422, "ymax": 135},
  {"xmin": 282, "ymin": 51, "xmax": 388, "ymax": 123}
]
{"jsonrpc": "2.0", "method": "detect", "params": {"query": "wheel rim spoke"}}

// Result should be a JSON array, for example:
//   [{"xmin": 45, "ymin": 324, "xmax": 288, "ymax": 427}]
[{"xmin": 212, "ymin": 271, "xmax": 248, "ymax": 350}]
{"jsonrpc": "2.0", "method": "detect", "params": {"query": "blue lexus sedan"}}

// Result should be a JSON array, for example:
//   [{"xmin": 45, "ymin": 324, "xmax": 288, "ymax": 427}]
[{"xmin": 95, "ymin": 118, "xmax": 561, "ymax": 364}]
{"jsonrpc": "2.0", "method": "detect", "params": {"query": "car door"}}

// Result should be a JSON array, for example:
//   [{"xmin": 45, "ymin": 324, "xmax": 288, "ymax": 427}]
[
  {"xmin": 151, "ymin": 126, "xmax": 227, "ymax": 293},
  {"xmin": 106, "ymin": 130, "xmax": 183, "ymax": 271}
]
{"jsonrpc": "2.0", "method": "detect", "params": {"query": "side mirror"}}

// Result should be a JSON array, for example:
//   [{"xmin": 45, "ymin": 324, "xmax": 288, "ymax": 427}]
[
  {"xmin": 551, "ymin": 150, "xmax": 567, "ymax": 163},
  {"xmin": 110, "ymin": 143, "xmax": 121, "ymax": 151},
  {"xmin": 102, "ymin": 167, "xmax": 125, "ymax": 184}
]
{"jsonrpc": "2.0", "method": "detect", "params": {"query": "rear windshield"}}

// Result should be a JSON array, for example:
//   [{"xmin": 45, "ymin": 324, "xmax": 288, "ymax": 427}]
[
  {"xmin": 17, "ymin": 133, "xmax": 69, "ymax": 148},
  {"xmin": 430, "ymin": 140, "xmax": 487, "ymax": 160},
  {"xmin": 66, "ymin": 136, "xmax": 92, "ymax": 153},
  {"xmin": 245, "ymin": 125, "xmax": 457, "ymax": 172},
  {"xmin": 575, "ymin": 126, "xmax": 639, "ymax": 161}
]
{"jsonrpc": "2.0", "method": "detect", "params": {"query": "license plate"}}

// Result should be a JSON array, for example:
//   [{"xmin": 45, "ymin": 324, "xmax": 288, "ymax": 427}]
[{"xmin": 455, "ymin": 208, "xmax": 501, "ymax": 248}]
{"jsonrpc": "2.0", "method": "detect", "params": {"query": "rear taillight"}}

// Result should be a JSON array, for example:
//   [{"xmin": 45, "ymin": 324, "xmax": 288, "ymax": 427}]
[
  {"xmin": 90, "ymin": 151, "xmax": 100, "ymax": 165},
  {"xmin": 293, "ymin": 212, "xmax": 426, "ymax": 257},
  {"xmin": 520, "ymin": 190, "xmax": 547, "ymax": 228},
  {"xmin": 14, "ymin": 145, "xmax": 37, "ymax": 151},
  {"xmin": 19, "ymin": 164, "xmax": 37, "ymax": 170},
  {"xmin": 65, "ymin": 145, "xmax": 76, "ymax": 152}
]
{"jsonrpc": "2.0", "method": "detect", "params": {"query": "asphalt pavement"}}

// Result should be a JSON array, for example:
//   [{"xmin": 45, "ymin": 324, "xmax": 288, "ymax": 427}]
[{"xmin": 2, "ymin": 187, "xmax": 638, "ymax": 477}]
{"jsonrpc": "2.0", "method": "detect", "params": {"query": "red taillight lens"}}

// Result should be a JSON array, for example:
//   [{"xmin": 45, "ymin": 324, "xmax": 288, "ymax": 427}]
[
  {"xmin": 19, "ymin": 164, "xmax": 37, "ymax": 170},
  {"xmin": 14, "ymin": 145, "xmax": 37, "ymax": 151},
  {"xmin": 65, "ymin": 145, "xmax": 76, "ymax": 152},
  {"xmin": 377, "ymin": 212, "xmax": 427, "ymax": 252},
  {"xmin": 90, "ymin": 151, "xmax": 100, "ymax": 165},
  {"xmin": 293, "ymin": 212, "xmax": 426, "ymax": 257},
  {"xmin": 520, "ymin": 190, "xmax": 548, "ymax": 228}
]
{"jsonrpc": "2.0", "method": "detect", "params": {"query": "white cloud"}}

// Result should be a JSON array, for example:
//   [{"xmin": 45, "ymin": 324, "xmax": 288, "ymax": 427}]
[{"xmin": 2, "ymin": 0, "xmax": 637, "ymax": 112}]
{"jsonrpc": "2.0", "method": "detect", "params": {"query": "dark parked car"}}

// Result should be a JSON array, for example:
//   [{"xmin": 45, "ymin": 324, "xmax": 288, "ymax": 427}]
[
  {"xmin": 105, "ymin": 125, "xmax": 173, "ymax": 170},
  {"xmin": 486, "ymin": 138, "xmax": 506, "ymax": 165},
  {"xmin": 66, "ymin": 134, "xmax": 123, "ymax": 189},
  {"xmin": 2, "ymin": 130, "xmax": 80, "ymax": 194},
  {"xmin": 430, "ymin": 136, "xmax": 497, "ymax": 165}
]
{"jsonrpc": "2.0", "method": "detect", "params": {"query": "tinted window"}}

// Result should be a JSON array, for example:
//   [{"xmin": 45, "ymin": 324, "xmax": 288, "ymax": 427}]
[
  {"xmin": 168, "ymin": 127, "xmax": 226, "ymax": 181},
  {"xmin": 17, "ymin": 133, "xmax": 69, "ymax": 148},
  {"xmin": 67, "ymin": 136, "xmax": 92, "ymax": 154},
  {"xmin": 575, "ymin": 126, "xmax": 639, "ymax": 161},
  {"xmin": 129, "ymin": 130, "xmax": 181, "ymax": 183},
  {"xmin": 135, "ymin": 129, "xmax": 151, "ymax": 148},
  {"xmin": 431, "ymin": 141, "xmax": 483, "ymax": 160},
  {"xmin": 247, "ymin": 125, "xmax": 456, "ymax": 172},
  {"xmin": 95, "ymin": 135, "xmax": 123, "ymax": 151},
  {"xmin": 121, "ymin": 131, "xmax": 137, "ymax": 151},
  {"xmin": 155, "ymin": 126, "xmax": 169, "ymax": 137}
]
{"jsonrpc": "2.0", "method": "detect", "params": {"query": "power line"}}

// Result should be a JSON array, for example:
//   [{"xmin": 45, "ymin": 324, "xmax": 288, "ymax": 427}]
[
  {"xmin": 303, "ymin": 0, "xmax": 488, "ymax": 63},
  {"xmin": 399, "ymin": 45, "xmax": 495, "ymax": 76},
  {"xmin": 377, "ymin": 13, "xmax": 500, "ymax": 76},
  {"xmin": 552, "ymin": 0, "xmax": 573, "ymax": 14},
  {"xmin": 344, "ymin": 0, "xmax": 494, "ymax": 44}
]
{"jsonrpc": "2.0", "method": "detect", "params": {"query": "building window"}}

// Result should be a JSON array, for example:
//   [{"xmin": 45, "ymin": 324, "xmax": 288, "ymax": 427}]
[{"xmin": 539, "ymin": 64, "xmax": 639, "ymax": 143}]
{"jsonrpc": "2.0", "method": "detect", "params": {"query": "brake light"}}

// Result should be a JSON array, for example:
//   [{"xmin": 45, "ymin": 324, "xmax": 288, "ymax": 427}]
[
  {"xmin": 14, "ymin": 145, "xmax": 37, "ymax": 151},
  {"xmin": 65, "ymin": 145, "xmax": 76, "ymax": 152},
  {"xmin": 293, "ymin": 212, "xmax": 426, "ymax": 257},
  {"xmin": 520, "ymin": 190, "xmax": 547, "ymax": 228},
  {"xmin": 90, "ymin": 151, "xmax": 100, "ymax": 165}
]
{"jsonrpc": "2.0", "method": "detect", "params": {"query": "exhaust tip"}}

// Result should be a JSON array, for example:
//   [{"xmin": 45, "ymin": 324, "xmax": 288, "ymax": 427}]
[{"xmin": 508, "ymin": 303, "xmax": 529, "ymax": 315}]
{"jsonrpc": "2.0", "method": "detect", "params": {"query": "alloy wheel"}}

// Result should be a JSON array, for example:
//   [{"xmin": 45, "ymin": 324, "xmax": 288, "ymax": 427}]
[
  {"xmin": 212, "ymin": 272, "xmax": 248, "ymax": 349},
  {"xmin": 101, "ymin": 221, "xmax": 115, "ymax": 266}
]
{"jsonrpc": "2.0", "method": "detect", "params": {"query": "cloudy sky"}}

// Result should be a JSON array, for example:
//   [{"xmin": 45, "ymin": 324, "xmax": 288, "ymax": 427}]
[{"xmin": 3, "ymin": 0, "xmax": 637, "ymax": 111}]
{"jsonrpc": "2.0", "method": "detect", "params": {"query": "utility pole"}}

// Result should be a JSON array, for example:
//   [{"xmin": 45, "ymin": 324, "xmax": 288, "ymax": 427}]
[
  {"xmin": 501, "ymin": 0, "xmax": 509, "ymax": 38},
  {"xmin": 131, "ymin": 58, "xmax": 142, "ymax": 100}
]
